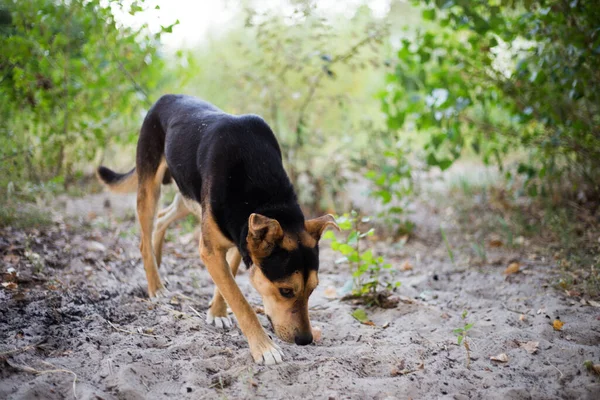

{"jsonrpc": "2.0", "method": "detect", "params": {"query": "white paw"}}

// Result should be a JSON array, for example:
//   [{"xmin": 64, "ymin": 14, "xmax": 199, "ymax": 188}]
[
  {"xmin": 149, "ymin": 286, "xmax": 169, "ymax": 299},
  {"xmin": 255, "ymin": 342, "xmax": 284, "ymax": 365},
  {"xmin": 206, "ymin": 310, "xmax": 233, "ymax": 329}
]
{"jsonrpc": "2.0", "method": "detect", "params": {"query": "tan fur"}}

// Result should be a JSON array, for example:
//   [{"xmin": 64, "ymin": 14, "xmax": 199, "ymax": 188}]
[
  {"xmin": 305, "ymin": 214, "xmax": 340, "ymax": 241},
  {"xmin": 136, "ymin": 159, "xmax": 169, "ymax": 297},
  {"xmin": 96, "ymin": 168, "xmax": 138, "ymax": 194},
  {"xmin": 208, "ymin": 248, "xmax": 242, "ymax": 318},
  {"xmin": 247, "ymin": 213, "xmax": 283, "ymax": 258},
  {"xmin": 249, "ymin": 268, "xmax": 317, "ymax": 343},
  {"xmin": 199, "ymin": 208, "xmax": 280, "ymax": 363}
]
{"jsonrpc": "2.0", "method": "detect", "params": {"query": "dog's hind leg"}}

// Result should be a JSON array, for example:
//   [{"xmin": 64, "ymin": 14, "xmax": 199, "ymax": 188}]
[
  {"xmin": 206, "ymin": 248, "xmax": 242, "ymax": 329},
  {"xmin": 135, "ymin": 106, "xmax": 171, "ymax": 297},
  {"xmin": 153, "ymin": 193, "xmax": 191, "ymax": 268},
  {"xmin": 136, "ymin": 159, "xmax": 169, "ymax": 297}
]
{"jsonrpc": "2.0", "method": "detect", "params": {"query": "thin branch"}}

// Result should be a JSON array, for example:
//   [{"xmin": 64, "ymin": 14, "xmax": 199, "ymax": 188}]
[
  {"xmin": 294, "ymin": 28, "xmax": 386, "ymax": 146},
  {"xmin": 104, "ymin": 318, "xmax": 158, "ymax": 338}
]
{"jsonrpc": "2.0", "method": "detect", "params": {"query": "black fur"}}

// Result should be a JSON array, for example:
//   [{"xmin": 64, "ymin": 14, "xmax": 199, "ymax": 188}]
[
  {"xmin": 139, "ymin": 95, "xmax": 317, "ymax": 281},
  {"xmin": 97, "ymin": 165, "xmax": 135, "ymax": 185}
]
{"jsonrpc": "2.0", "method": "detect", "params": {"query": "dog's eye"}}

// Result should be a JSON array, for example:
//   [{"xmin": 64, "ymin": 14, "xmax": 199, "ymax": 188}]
[{"xmin": 279, "ymin": 288, "xmax": 294, "ymax": 298}]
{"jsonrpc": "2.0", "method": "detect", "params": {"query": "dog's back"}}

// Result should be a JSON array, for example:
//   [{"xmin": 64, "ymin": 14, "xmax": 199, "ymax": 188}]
[
  {"xmin": 155, "ymin": 95, "xmax": 303, "ymax": 253},
  {"xmin": 100, "ymin": 94, "xmax": 305, "ymax": 263}
]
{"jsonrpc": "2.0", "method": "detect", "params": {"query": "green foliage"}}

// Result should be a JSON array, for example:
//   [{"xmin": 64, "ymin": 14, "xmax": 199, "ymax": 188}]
[
  {"xmin": 381, "ymin": 0, "xmax": 600, "ymax": 195},
  {"xmin": 0, "ymin": 0, "xmax": 169, "ymax": 188},
  {"xmin": 323, "ymin": 210, "xmax": 399, "ymax": 298},
  {"xmin": 364, "ymin": 141, "xmax": 414, "ymax": 236},
  {"xmin": 182, "ymin": 5, "xmax": 389, "ymax": 213}
]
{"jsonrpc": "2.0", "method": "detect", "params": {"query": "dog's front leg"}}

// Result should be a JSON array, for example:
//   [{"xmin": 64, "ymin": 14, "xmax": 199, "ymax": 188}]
[{"xmin": 199, "ymin": 239, "xmax": 284, "ymax": 365}]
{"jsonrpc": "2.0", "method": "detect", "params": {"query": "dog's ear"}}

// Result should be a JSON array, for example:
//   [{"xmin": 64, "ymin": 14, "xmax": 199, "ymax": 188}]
[
  {"xmin": 247, "ymin": 213, "xmax": 283, "ymax": 256},
  {"xmin": 305, "ymin": 214, "xmax": 340, "ymax": 241}
]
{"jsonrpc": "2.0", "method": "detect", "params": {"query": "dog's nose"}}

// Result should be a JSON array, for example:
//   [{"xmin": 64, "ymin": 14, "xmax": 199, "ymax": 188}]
[{"xmin": 294, "ymin": 331, "xmax": 313, "ymax": 346}]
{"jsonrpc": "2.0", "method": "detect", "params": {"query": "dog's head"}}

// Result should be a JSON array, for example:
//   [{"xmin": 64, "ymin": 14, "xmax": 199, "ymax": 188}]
[{"xmin": 246, "ymin": 213, "xmax": 339, "ymax": 345}]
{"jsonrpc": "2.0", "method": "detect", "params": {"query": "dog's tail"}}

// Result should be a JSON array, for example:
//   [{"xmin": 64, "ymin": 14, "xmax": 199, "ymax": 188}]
[
  {"xmin": 97, "ymin": 165, "xmax": 172, "ymax": 193},
  {"xmin": 96, "ymin": 166, "xmax": 138, "ymax": 194}
]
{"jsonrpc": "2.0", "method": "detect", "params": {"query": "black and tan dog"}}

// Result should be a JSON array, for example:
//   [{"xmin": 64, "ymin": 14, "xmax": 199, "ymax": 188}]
[{"xmin": 97, "ymin": 94, "xmax": 338, "ymax": 365}]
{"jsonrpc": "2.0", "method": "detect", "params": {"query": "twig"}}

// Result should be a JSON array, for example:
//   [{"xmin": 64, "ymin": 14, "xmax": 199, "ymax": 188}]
[
  {"xmin": 6, "ymin": 359, "xmax": 78, "ymax": 399},
  {"xmin": 464, "ymin": 339, "xmax": 471, "ymax": 369},
  {"xmin": 503, "ymin": 305, "xmax": 529, "ymax": 315},
  {"xmin": 550, "ymin": 362, "xmax": 564, "ymax": 379},
  {"xmin": 104, "ymin": 319, "xmax": 157, "ymax": 338},
  {"xmin": 135, "ymin": 296, "xmax": 193, "ymax": 318},
  {"xmin": 0, "ymin": 342, "xmax": 42, "ymax": 358},
  {"xmin": 188, "ymin": 305, "xmax": 203, "ymax": 319}
]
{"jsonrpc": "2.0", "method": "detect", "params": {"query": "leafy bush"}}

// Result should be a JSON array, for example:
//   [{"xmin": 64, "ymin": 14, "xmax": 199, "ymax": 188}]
[
  {"xmin": 0, "ymin": 0, "xmax": 171, "ymax": 187},
  {"xmin": 381, "ymin": 0, "xmax": 600, "ymax": 196}
]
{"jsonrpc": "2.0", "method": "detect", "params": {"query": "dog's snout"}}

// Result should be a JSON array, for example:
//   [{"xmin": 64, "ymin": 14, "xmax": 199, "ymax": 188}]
[{"xmin": 294, "ymin": 331, "xmax": 313, "ymax": 346}]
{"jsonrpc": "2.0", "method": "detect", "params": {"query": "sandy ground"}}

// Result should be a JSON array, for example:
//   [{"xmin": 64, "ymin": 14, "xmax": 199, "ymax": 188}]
[{"xmin": 1, "ymin": 189, "xmax": 599, "ymax": 400}]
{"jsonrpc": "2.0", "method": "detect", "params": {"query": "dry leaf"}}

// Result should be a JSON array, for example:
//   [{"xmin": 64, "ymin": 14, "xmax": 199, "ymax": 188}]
[
  {"xmin": 490, "ymin": 353, "xmax": 509, "ymax": 363},
  {"xmin": 324, "ymin": 286, "xmax": 337, "ymax": 299},
  {"xmin": 399, "ymin": 260, "xmax": 413, "ymax": 271},
  {"xmin": 504, "ymin": 262, "xmax": 520, "ymax": 275},
  {"xmin": 552, "ymin": 319, "xmax": 564, "ymax": 331},
  {"xmin": 312, "ymin": 326, "xmax": 322, "ymax": 342},
  {"xmin": 489, "ymin": 239, "xmax": 503, "ymax": 248},
  {"xmin": 3, "ymin": 254, "xmax": 20, "ymax": 264},
  {"xmin": 86, "ymin": 241, "xmax": 106, "ymax": 252},
  {"xmin": 1, "ymin": 282, "xmax": 18, "ymax": 289},
  {"xmin": 519, "ymin": 341, "xmax": 539, "ymax": 354},
  {"xmin": 587, "ymin": 300, "xmax": 600, "ymax": 308},
  {"xmin": 398, "ymin": 295, "xmax": 415, "ymax": 304},
  {"xmin": 519, "ymin": 314, "xmax": 526, "ymax": 322}
]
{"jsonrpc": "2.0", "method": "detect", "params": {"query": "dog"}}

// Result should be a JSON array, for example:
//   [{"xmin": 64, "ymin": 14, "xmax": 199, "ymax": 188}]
[{"xmin": 97, "ymin": 94, "xmax": 339, "ymax": 365}]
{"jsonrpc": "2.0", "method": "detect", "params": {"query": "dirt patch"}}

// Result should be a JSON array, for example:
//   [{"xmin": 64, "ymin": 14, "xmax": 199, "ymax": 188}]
[{"xmin": 1, "ymin": 192, "xmax": 599, "ymax": 399}]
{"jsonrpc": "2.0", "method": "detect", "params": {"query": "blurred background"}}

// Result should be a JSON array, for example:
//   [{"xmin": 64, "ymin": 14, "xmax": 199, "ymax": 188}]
[{"xmin": 1, "ymin": 0, "xmax": 599, "ymax": 268}]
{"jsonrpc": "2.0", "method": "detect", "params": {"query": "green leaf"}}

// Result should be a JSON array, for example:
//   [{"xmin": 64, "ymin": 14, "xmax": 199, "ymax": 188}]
[
  {"xmin": 338, "ymin": 244, "xmax": 355, "ymax": 254},
  {"xmin": 351, "ymin": 308, "xmax": 369, "ymax": 323},
  {"xmin": 457, "ymin": 335, "xmax": 463, "ymax": 345},
  {"xmin": 422, "ymin": 8, "xmax": 436, "ymax": 21},
  {"xmin": 335, "ymin": 257, "xmax": 348, "ymax": 264},
  {"xmin": 360, "ymin": 249, "xmax": 374, "ymax": 262},
  {"xmin": 322, "ymin": 231, "xmax": 336, "ymax": 240},
  {"xmin": 347, "ymin": 231, "xmax": 359, "ymax": 245},
  {"xmin": 359, "ymin": 228, "xmax": 375, "ymax": 238}
]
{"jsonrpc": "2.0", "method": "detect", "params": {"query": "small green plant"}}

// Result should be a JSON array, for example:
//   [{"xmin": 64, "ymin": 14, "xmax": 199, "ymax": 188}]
[
  {"xmin": 470, "ymin": 240, "xmax": 487, "ymax": 264},
  {"xmin": 440, "ymin": 224, "xmax": 454, "ymax": 264},
  {"xmin": 453, "ymin": 310, "xmax": 474, "ymax": 368},
  {"xmin": 323, "ymin": 210, "xmax": 399, "ymax": 303}
]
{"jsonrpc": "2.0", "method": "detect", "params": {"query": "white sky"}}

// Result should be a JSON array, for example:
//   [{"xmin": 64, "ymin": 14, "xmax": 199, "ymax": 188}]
[{"xmin": 115, "ymin": 0, "xmax": 392, "ymax": 51}]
